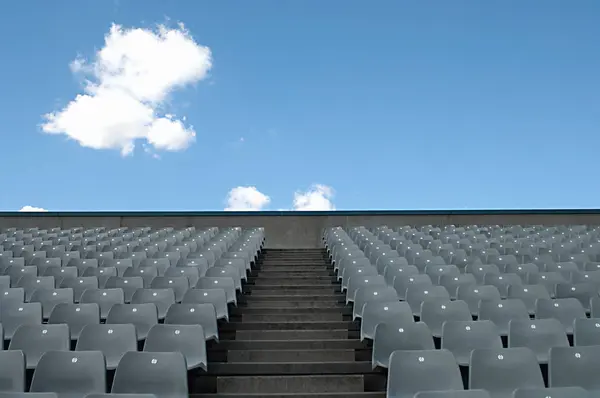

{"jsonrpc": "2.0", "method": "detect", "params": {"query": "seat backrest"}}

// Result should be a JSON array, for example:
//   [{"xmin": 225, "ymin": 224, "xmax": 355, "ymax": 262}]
[
  {"xmin": 164, "ymin": 303, "xmax": 219, "ymax": 341},
  {"xmin": 48, "ymin": 303, "xmax": 100, "ymax": 339},
  {"xmin": 387, "ymin": 349, "xmax": 464, "ymax": 398},
  {"xmin": 372, "ymin": 322, "xmax": 434, "ymax": 369},
  {"xmin": 512, "ymin": 386, "xmax": 589, "ymax": 398},
  {"xmin": 0, "ymin": 351, "xmax": 26, "ymax": 392},
  {"xmin": 469, "ymin": 347, "xmax": 544, "ymax": 395},
  {"xmin": 441, "ymin": 320, "xmax": 503, "ymax": 366},
  {"xmin": 549, "ymin": 345, "xmax": 600, "ymax": 391},
  {"xmin": 30, "ymin": 351, "xmax": 106, "ymax": 397},
  {"xmin": 0, "ymin": 302, "xmax": 42, "ymax": 339},
  {"xmin": 106, "ymin": 303, "xmax": 158, "ymax": 340},
  {"xmin": 574, "ymin": 317, "xmax": 600, "ymax": 346},
  {"xmin": 9, "ymin": 324, "xmax": 70, "ymax": 369},
  {"xmin": 112, "ymin": 351, "xmax": 188, "ymax": 398},
  {"xmin": 76, "ymin": 323, "xmax": 138, "ymax": 370},
  {"xmin": 144, "ymin": 324, "xmax": 207, "ymax": 371}
]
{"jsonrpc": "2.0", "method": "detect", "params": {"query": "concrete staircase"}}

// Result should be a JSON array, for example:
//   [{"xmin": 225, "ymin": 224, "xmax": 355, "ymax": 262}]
[{"xmin": 194, "ymin": 248, "xmax": 386, "ymax": 397}]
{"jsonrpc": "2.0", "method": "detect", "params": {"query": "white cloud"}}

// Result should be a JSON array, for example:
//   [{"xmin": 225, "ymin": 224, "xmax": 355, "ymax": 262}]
[
  {"xmin": 41, "ymin": 22, "xmax": 212, "ymax": 156},
  {"xmin": 225, "ymin": 186, "xmax": 271, "ymax": 211},
  {"xmin": 19, "ymin": 206, "xmax": 48, "ymax": 212},
  {"xmin": 293, "ymin": 184, "xmax": 336, "ymax": 211}
]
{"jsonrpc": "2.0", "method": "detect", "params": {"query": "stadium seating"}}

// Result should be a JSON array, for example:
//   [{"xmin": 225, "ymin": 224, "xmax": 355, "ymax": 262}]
[{"xmin": 1, "ymin": 222, "xmax": 600, "ymax": 396}]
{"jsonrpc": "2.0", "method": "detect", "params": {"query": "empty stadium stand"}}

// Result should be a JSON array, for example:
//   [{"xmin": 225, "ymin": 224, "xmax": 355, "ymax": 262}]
[{"xmin": 2, "ymin": 221, "xmax": 600, "ymax": 397}]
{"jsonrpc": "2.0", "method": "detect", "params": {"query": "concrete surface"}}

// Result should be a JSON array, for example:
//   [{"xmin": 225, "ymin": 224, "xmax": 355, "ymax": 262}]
[{"xmin": 2, "ymin": 209, "xmax": 600, "ymax": 248}]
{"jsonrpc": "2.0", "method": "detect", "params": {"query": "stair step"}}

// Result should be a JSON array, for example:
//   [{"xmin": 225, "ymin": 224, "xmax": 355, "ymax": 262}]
[
  {"xmin": 216, "ymin": 374, "xmax": 367, "ymax": 393},
  {"xmin": 254, "ymin": 272, "xmax": 334, "ymax": 277},
  {"xmin": 227, "ymin": 349, "xmax": 355, "ymax": 362},
  {"xmin": 249, "ymin": 289, "xmax": 339, "ymax": 296},
  {"xmin": 210, "ymin": 339, "xmax": 367, "ymax": 350},
  {"xmin": 251, "ymin": 277, "xmax": 336, "ymax": 284},
  {"xmin": 195, "ymin": 393, "xmax": 385, "ymax": 398},
  {"xmin": 203, "ymin": 249, "xmax": 382, "ymax": 396},
  {"xmin": 234, "ymin": 330, "xmax": 349, "ymax": 340},
  {"xmin": 220, "ymin": 321, "xmax": 358, "ymax": 331},
  {"xmin": 241, "ymin": 313, "xmax": 343, "ymax": 322},
  {"xmin": 241, "ymin": 301, "xmax": 346, "ymax": 309},
  {"xmin": 230, "ymin": 307, "xmax": 351, "ymax": 315},
  {"xmin": 260, "ymin": 266, "xmax": 331, "ymax": 271},
  {"xmin": 208, "ymin": 361, "xmax": 374, "ymax": 375},
  {"xmin": 246, "ymin": 284, "xmax": 337, "ymax": 291},
  {"xmin": 243, "ymin": 295, "xmax": 344, "ymax": 302}
]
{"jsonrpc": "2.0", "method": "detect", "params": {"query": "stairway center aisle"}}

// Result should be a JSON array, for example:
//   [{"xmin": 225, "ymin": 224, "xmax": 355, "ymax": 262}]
[{"xmin": 195, "ymin": 248, "xmax": 386, "ymax": 397}]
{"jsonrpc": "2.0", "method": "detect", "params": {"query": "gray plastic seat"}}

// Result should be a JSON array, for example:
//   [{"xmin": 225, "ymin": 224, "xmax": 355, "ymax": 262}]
[
  {"xmin": 76, "ymin": 324, "xmax": 137, "ymax": 370},
  {"xmin": 387, "ymin": 349, "xmax": 464, "ymax": 398},
  {"xmin": 457, "ymin": 285, "xmax": 502, "ymax": 316},
  {"xmin": 555, "ymin": 282, "xmax": 598, "ymax": 312},
  {"xmin": 84, "ymin": 395, "xmax": 156, "ymax": 398},
  {"xmin": 512, "ymin": 387, "xmax": 589, "ymax": 398},
  {"xmin": 549, "ymin": 345, "xmax": 600, "ymax": 394},
  {"xmin": 0, "ymin": 393, "xmax": 60, "ymax": 398},
  {"xmin": 341, "ymin": 264, "xmax": 376, "ymax": 290},
  {"xmin": 414, "ymin": 392, "xmax": 491, "ymax": 398},
  {"xmin": 0, "ymin": 350, "xmax": 26, "ymax": 392},
  {"xmin": 467, "ymin": 263, "xmax": 501, "ymax": 283},
  {"xmin": 181, "ymin": 289, "xmax": 228, "ymax": 321},
  {"xmin": 48, "ymin": 303, "xmax": 100, "ymax": 340},
  {"xmin": 112, "ymin": 351, "xmax": 188, "ymax": 398},
  {"xmin": 420, "ymin": 299, "xmax": 472, "ymax": 338},
  {"xmin": 0, "ymin": 288, "xmax": 25, "ymax": 306},
  {"xmin": 105, "ymin": 277, "xmax": 143, "ymax": 303},
  {"xmin": 372, "ymin": 322, "xmax": 434, "ymax": 369},
  {"xmin": 9, "ymin": 324, "xmax": 70, "ymax": 369},
  {"xmin": 59, "ymin": 278, "xmax": 99, "ymax": 303},
  {"xmin": 508, "ymin": 318, "xmax": 569, "ymax": 363},
  {"xmin": 106, "ymin": 303, "xmax": 158, "ymax": 341},
  {"xmin": 164, "ymin": 303, "xmax": 219, "ymax": 341},
  {"xmin": 406, "ymin": 285, "xmax": 451, "ymax": 317},
  {"xmin": 574, "ymin": 317, "xmax": 600, "ymax": 346},
  {"xmin": 469, "ymin": 347, "xmax": 545, "ymax": 398},
  {"xmin": 44, "ymin": 266, "xmax": 78, "ymax": 280},
  {"xmin": 507, "ymin": 284, "xmax": 551, "ymax": 315},
  {"xmin": 6, "ymin": 267, "xmax": 37, "ymax": 287},
  {"xmin": 360, "ymin": 300, "xmax": 414, "ymax": 341},
  {"xmin": 123, "ymin": 267, "xmax": 158, "ymax": 287},
  {"xmin": 352, "ymin": 285, "xmax": 398, "ymax": 320},
  {"xmin": 144, "ymin": 324, "xmax": 207, "ymax": 371},
  {"xmin": 439, "ymin": 274, "xmax": 477, "ymax": 299},
  {"xmin": 383, "ymin": 265, "xmax": 419, "ymax": 286},
  {"xmin": 346, "ymin": 274, "xmax": 386, "ymax": 304},
  {"xmin": 149, "ymin": 277, "xmax": 190, "ymax": 303},
  {"xmin": 535, "ymin": 298, "xmax": 587, "ymax": 334},
  {"xmin": 204, "ymin": 266, "xmax": 241, "ymax": 292},
  {"xmin": 1, "ymin": 302, "xmax": 42, "ymax": 340},
  {"xmin": 80, "ymin": 289, "xmax": 125, "ymax": 320},
  {"xmin": 195, "ymin": 278, "xmax": 237, "ymax": 305},
  {"xmin": 164, "ymin": 267, "xmax": 200, "ymax": 287},
  {"xmin": 528, "ymin": 272, "xmax": 567, "ymax": 298},
  {"xmin": 425, "ymin": 265, "xmax": 460, "ymax": 284},
  {"xmin": 30, "ymin": 350, "xmax": 106, "ymax": 398},
  {"xmin": 0, "ymin": 276, "xmax": 10, "ymax": 290},
  {"xmin": 30, "ymin": 288, "xmax": 74, "ymax": 320},
  {"xmin": 393, "ymin": 274, "xmax": 432, "ymax": 301},
  {"xmin": 441, "ymin": 320, "xmax": 503, "ymax": 366},
  {"xmin": 478, "ymin": 299, "xmax": 530, "ymax": 335},
  {"xmin": 483, "ymin": 273, "xmax": 523, "ymax": 298},
  {"xmin": 131, "ymin": 289, "xmax": 175, "ymax": 320},
  {"xmin": 16, "ymin": 276, "xmax": 55, "ymax": 302}
]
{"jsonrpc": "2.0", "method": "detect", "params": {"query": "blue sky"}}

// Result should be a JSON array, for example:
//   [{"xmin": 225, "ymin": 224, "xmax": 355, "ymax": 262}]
[{"xmin": 0, "ymin": 1, "xmax": 599, "ymax": 212}]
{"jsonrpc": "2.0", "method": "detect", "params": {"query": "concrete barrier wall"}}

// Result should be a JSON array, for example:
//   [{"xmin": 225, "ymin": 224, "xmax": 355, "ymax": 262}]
[{"xmin": 1, "ymin": 210, "xmax": 600, "ymax": 248}]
